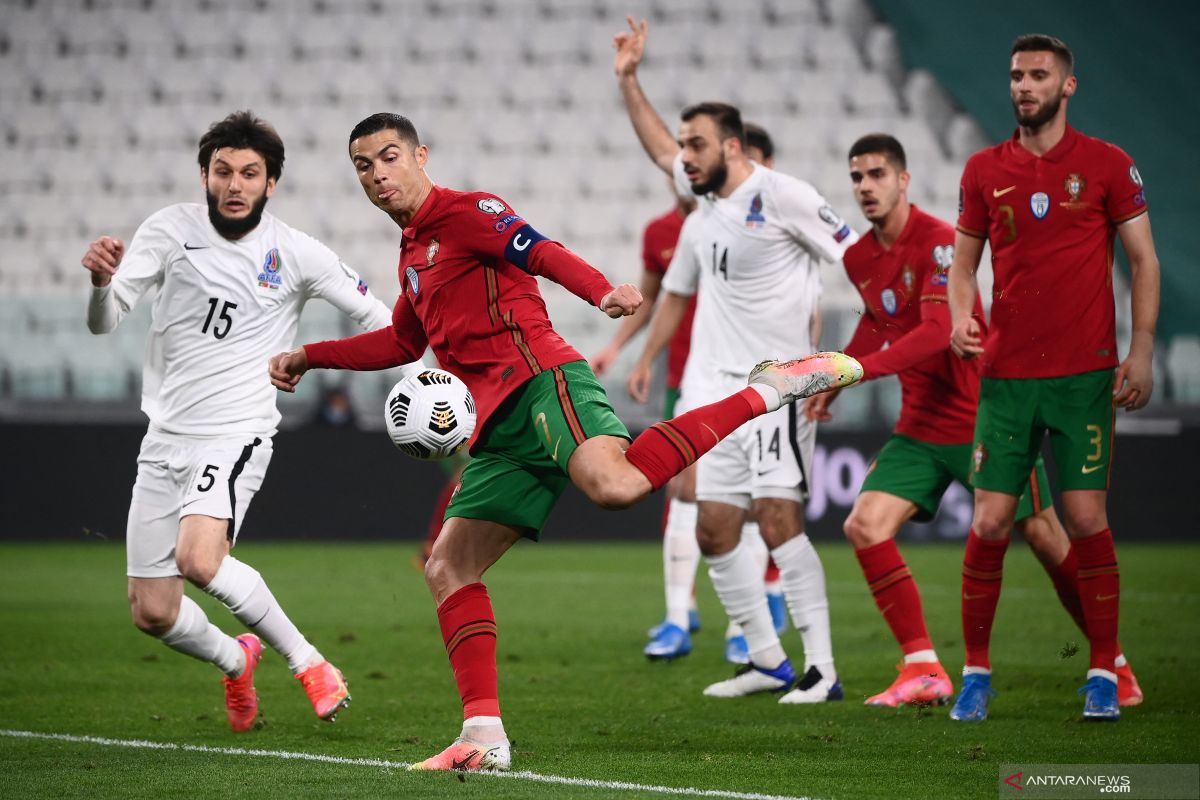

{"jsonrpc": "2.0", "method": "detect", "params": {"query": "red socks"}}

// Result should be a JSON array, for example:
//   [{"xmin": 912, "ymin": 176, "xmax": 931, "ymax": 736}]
[
  {"xmin": 856, "ymin": 539, "xmax": 933, "ymax": 655},
  {"xmin": 626, "ymin": 388, "xmax": 767, "ymax": 490},
  {"xmin": 961, "ymin": 531, "xmax": 1009, "ymax": 670},
  {"xmin": 1042, "ymin": 547, "xmax": 1088, "ymax": 634},
  {"xmin": 437, "ymin": 583, "xmax": 500, "ymax": 719},
  {"xmin": 1073, "ymin": 529, "xmax": 1120, "ymax": 672}
]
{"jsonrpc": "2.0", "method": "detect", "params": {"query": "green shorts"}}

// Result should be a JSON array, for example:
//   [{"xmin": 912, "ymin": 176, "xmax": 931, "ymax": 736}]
[
  {"xmin": 861, "ymin": 433, "xmax": 1051, "ymax": 522},
  {"xmin": 973, "ymin": 369, "xmax": 1115, "ymax": 495},
  {"xmin": 663, "ymin": 386, "xmax": 682, "ymax": 420},
  {"xmin": 445, "ymin": 360, "xmax": 630, "ymax": 539}
]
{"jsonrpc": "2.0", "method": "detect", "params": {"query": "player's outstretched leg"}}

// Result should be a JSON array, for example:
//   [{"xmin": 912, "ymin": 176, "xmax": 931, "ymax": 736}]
[{"xmin": 624, "ymin": 353, "xmax": 862, "ymax": 495}]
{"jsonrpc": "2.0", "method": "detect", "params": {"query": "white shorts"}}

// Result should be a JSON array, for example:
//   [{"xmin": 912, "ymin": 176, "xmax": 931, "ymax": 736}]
[
  {"xmin": 126, "ymin": 431, "xmax": 273, "ymax": 578},
  {"xmin": 695, "ymin": 401, "xmax": 815, "ymax": 510}
]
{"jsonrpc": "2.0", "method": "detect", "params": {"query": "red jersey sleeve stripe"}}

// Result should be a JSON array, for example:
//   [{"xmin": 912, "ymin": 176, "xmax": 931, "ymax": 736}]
[
  {"xmin": 502, "ymin": 309, "xmax": 542, "ymax": 375},
  {"xmin": 484, "ymin": 266, "xmax": 501, "ymax": 324}
]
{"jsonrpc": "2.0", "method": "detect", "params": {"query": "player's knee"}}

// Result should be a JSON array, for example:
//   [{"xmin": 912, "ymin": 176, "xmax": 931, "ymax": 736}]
[
  {"xmin": 423, "ymin": 552, "xmax": 474, "ymax": 604},
  {"xmin": 129, "ymin": 599, "xmax": 176, "ymax": 636},
  {"xmin": 582, "ymin": 476, "xmax": 643, "ymax": 511},
  {"xmin": 1063, "ymin": 508, "xmax": 1108, "ymax": 538},
  {"xmin": 971, "ymin": 512, "xmax": 1013, "ymax": 541},
  {"xmin": 843, "ymin": 511, "xmax": 878, "ymax": 548},
  {"xmin": 176, "ymin": 550, "xmax": 222, "ymax": 588}
]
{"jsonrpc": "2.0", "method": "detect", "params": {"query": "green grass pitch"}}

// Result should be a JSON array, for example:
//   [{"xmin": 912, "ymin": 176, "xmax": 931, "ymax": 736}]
[{"xmin": 1, "ymin": 540, "xmax": 1197, "ymax": 799}]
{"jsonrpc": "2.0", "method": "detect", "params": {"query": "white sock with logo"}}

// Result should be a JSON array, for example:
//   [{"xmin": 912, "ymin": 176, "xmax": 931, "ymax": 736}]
[
  {"xmin": 204, "ymin": 556, "xmax": 321, "ymax": 674},
  {"xmin": 158, "ymin": 594, "xmax": 244, "ymax": 677},
  {"xmin": 706, "ymin": 541, "xmax": 785, "ymax": 668},
  {"xmin": 663, "ymin": 498, "xmax": 700, "ymax": 631},
  {"xmin": 771, "ymin": 533, "xmax": 835, "ymax": 680}
]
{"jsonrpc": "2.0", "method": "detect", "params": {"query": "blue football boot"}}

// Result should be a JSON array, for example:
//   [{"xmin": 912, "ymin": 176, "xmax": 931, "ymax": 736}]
[
  {"xmin": 1080, "ymin": 675, "xmax": 1120, "ymax": 721},
  {"xmin": 949, "ymin": 673, "xmax": 995, "ymax": 721},
  {"xmin": 724, "ymin": 634, "xmax": 750, "ymax": 665},
  {"xmin": 647, "ymin": 609, "xmax": 700, "ymax": 638},
  {"xmin": 644, "ymin": 622, "xmax": 691, "ymax": 660}
]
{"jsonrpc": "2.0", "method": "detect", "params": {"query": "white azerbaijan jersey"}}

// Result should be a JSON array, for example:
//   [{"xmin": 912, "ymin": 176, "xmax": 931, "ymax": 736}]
[
  {"xmin": 87, "ymin": 203, "xmax": 396, "ymax": 437},
  {"xmin": 664, "ymin": 154, "xmax": 858, "ymax": 387}
]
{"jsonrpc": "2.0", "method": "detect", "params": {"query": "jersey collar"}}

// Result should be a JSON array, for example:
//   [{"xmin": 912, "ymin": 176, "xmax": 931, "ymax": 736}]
[
  {"xmin": 1006, "ymin": 123, "xmax": 1080, "ymax": 164},
  {"xmin": 868, "ymin": 202, "xmax": 922, "ymax": 254},
  {"xmin": 402, "ymin": 184, "xmax": 443, "ymax": 238}
]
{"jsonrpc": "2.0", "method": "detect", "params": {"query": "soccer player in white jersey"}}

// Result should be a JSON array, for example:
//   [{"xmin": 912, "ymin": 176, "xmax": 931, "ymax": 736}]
[
  {"xmin": 615, "ymin": 18, "xmax": 858, "ymax": 703},
  {"xmin": 80, "ymin": 111, "xmax": 404, "ymax": 732}
]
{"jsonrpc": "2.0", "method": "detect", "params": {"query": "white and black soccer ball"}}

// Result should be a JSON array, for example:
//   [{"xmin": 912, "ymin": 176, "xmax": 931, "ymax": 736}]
[{"xmin": 384, "ymin": 369, "xmax": 476, "ymax": 460}]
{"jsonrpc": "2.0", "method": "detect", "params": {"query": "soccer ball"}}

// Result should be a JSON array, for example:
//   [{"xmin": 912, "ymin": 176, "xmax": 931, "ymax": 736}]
[{"xmin": 384, "ymin": 369, "xmax": 476, "ymax": 460}]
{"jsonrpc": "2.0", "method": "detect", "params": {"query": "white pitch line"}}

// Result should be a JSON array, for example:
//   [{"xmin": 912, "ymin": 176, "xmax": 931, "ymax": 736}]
[{"xmin": 1, "ymin": 729, "xmax": 819, "ymax": 800}]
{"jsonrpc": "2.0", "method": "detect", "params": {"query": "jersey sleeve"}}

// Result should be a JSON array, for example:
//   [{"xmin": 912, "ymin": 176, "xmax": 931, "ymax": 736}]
[
  {"xmin": 461, "ymin": 192, "xmax": 614, "ymax": 306},
  {"xmin": 86, "ymin": 209, "xmax": 171, "ymax": 334},
  {"xmin": 300, "ymin": 237, "xmax": 393, "ymax": 331},
  {"xmin": 660, "ymin": 213, "xmax": 701, "ymax": 297},
  {"xmin": 304, "ymin": 294, "xmax": 428, "ymax": 371},
  {"xmin": 774, "ymin": 177, "xmax": 858, "ymax": 262},
  {"xmin": 956, "ymin": 155, "xmax": 988, "ymax": 238},
  {"xmin": 1104, "ymin": 144, "xmax": 1148, "ymax": 224}
]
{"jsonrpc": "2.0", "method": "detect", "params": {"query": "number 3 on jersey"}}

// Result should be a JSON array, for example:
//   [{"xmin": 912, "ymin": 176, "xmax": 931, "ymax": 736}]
[
  {"xmin": 201, "ymin": 297, "xmax": 237, "ymax": 339},
  {"xmin": 711, "ymin": 243, "xmax": 728, "ymax": 280}
]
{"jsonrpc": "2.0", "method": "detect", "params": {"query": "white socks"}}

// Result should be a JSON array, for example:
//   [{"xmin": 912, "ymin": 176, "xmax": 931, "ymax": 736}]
[
  {"xmin": 770, "ymin": 533, "xmax": 835, "ymax": 679},
  {"xmin": 706, "ymin": 540, "xmax": 785, "ymax": 668},
  {"xmin": 905, "ymin": 649, "xmax": 939, "ymax": 665},
  {"xmin": 462, "ymin": 715, "xmax": 507, "ymax": 744},
  {"xmin": 726, "ymin": 521, "xmax": 768, "ymax": 640},
  {"xmin": 158, "ymin": 594, "xmax": 244, "ymax": 676},
  {"xmin": 204, "ymin": 556, "xmax": 320, "ymax": 674},
  {"xmin": 747, "ymin": 383, "xmax": 782, "ymax": 413},
  {"xmin": 663, "ymin": 498, "xmax": 700, "ymax": 630}
]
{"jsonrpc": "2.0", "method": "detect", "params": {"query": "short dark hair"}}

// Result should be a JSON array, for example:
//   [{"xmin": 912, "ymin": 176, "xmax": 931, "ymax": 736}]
[
  {"xmin": 348, "ymin": 113, "xmax": 420, "ymax": 148},
  {"xmin": 1011, "ymin": 33, "xmax": 1074, "ymax": 75},
  {"xmin": 743, "ymin": 122, "xmax": 774, "ymax": 161},
  {"xmin": 848, "ymin": 133, "xmax": 907, "ymax": 170},
  {"xmin": 197, "ymin": 110, "xmax": 284, "ymax": 181},
  {"xmin": 680, "ymin": 102, "xmax": 745, "ymax": 145}
]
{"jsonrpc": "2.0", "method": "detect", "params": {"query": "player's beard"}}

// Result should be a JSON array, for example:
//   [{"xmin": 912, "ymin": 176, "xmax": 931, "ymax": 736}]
[
  {"xmin": 690, "ymin": 154, "xmax": 729, "ymax": 196},
  {"xmin": 1011, "ymin": 89, "xmax": 1063, "ymax": 132},
  {"xmin": 206, "ymin": 190, "xmax": 269, "ymax": 239}
]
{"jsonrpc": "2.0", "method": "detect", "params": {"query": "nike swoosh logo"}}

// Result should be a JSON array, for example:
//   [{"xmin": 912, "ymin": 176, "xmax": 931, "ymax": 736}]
[
  {"xmin": 857, "ymin": 278, "xmax": 873, "ymax": 289},
  {"xmin": 963, "ymin": 592, "xmax": 987, "ymax": 601},
  {"xmin": 450, "ymin": 749, "xmax": 480, "ymax": 770},
  {"xmin": 1095, "ymin": 593, "xmax": 1118, "ymax": 602},
  {"xmin": 551, "ymin": 436, "xmax": 561, "ymax": 463},
  {"xmin": 992, "ymin": 186, "xmax": 1016, "ymax": 198},
  {"xmin": 1081, "ymin": 463, "xmax": 1106, "ymax": 475},
  {"xmin": 183, "ymin": 242, "xmax": 209, "ymax": 250}
]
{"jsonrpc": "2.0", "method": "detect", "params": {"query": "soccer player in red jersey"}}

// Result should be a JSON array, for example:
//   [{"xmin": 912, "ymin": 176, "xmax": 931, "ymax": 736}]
[
  {"xmin": 268, "ymin": 113, "xmax": 862, "ymax": 770},
  {"xmin": 807, "ymin": 133, "xmax": 1141, "ymax": 709},
  {"xmin": 948, "ymin": 35, "xmax": 1160, "ymax": 721}
]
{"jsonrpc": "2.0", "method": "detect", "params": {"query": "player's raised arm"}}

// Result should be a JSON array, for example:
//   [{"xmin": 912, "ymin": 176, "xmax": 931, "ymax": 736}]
[
  {"xmin": 1113, "ymin": 213, "xmax": 1160, "ymax": 411},
  {"xmin": 302, "ymin": 246, "xmax": 394, "ymax": 332},
  {"xmin": 947, "ymin": 231, "xmax": 985, "ymax": 359},
  {"xmin": 613, "ymin": 16, "xmax": 676, "ymax": 175}
]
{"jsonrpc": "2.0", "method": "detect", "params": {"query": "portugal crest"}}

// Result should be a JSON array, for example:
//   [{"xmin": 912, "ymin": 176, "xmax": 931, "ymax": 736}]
[
  {"xmin": 1060, "ymin": 174, "xmax": 1089, "ymax": 210},
  {"xmin": 426, "ymin": 237, "xmax": 440, "ymax": 267}
]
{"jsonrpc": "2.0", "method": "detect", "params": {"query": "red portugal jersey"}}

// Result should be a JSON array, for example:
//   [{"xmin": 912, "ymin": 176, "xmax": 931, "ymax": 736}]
[
  {"xmin": 642, "ymin": 207, "xmax": 694, "ymax": 389},
  {"xmin": 843, "ymin": 205, "xmax": 985, "ymax": 444},
  {"xmin": 304, "ymin": 186, "xmax": 614, "ymax": 446},
  {"xmin": 957, "ymin": 125, "xmax": 1147, "ymax": 378}
]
